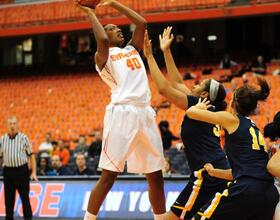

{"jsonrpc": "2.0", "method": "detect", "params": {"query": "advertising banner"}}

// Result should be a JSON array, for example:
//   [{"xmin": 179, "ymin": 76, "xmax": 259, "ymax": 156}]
[{"xmin": 0, "ymin": 178, "xmax": 187, "ymax": 219}]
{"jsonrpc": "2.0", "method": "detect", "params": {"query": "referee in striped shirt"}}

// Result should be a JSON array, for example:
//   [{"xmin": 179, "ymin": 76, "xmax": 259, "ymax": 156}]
[{"xmin": 0, "ymin": 116, "xmax": 37, "ymax": 220}]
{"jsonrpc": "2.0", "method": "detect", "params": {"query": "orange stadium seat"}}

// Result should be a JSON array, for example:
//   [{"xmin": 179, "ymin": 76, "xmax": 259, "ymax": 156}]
[
  {"xmin": 0, "ymin": 0, "xmax": 232, "ymax": 27},
  {"xmin": 0, "ymin": 70, "xmax": 279, "ymax": 152}
]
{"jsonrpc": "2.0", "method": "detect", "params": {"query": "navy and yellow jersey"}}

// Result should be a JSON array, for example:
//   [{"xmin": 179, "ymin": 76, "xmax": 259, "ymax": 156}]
[
  {"xmin": 225, "ymin": 115, "xmax": 274, "ymax": 182},
  {"xmin": 171, "ymin": 168, "xmax": 228, "ymax": 220},
  {"xmin": 193, "ymin": 177, "xmax": 278, "ymax": 220},
  {"xmin": 181, "ymin": 95, "xmax": 229, "ymax": 173}
]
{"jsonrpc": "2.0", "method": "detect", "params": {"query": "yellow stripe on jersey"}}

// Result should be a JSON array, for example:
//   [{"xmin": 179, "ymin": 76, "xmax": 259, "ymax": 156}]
[
  {"xmin": 197, "ymin": 189, "xmax": 229, "ymax": 219},
  {"xmin": 172, "ymin": 169, "xmax": 204, "ymax": 214}
]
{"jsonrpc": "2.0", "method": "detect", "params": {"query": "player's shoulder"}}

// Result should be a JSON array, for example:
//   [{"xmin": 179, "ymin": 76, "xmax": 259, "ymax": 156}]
[
  {"xmin": 123, "ymin": 44, "xmax": 136, "ymax": 51},
  {"xmin": 108, "ymin": 45, "xmax": 137, "ymax": 55}
]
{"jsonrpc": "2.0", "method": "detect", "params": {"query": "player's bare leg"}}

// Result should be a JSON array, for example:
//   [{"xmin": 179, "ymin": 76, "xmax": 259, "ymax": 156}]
[
  {"xmin": 84, "ymin": 169, "xmax": 119, "ymax": 219},
  {"xmin": 146, "ymin": 170, "xmax": 166, "ymax": 220}
]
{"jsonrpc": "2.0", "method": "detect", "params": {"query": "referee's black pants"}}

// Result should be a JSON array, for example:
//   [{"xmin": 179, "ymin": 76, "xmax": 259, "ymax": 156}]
[{"xmin": 3, "ymin": 164, "xmax": 32, "ymax": 220}]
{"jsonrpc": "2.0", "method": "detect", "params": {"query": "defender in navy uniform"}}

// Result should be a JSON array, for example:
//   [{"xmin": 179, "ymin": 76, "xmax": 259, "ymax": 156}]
[
  {"xmin": 144, "ymin": 28, "xmax": 230, "ymax": 220},
  {"xmin": 187, "ymin": 78, "xmax": 278, "ymax": 220}
]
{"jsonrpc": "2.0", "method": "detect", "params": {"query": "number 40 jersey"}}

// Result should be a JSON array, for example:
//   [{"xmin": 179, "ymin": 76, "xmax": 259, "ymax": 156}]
[{"xmin": 96, "ymin": 45, "xmax": 151, "ymax": 105}]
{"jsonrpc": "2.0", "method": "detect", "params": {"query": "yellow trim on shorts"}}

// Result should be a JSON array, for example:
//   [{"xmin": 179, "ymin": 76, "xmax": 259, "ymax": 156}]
[
  {"xmin": 172, "ymin": 168, "xmax": 204, "ymax": 212},
  {"xmin": 197, "ymin": 189, "xmax": 229, "ymax": 219}
]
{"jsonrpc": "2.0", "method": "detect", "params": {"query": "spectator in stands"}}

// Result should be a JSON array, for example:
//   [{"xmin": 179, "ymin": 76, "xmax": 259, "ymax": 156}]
[
  {"xmin": 88, "ymin": 131, "xmax": 102, "ymax": 158},
  {"xmin": 38, "ymin": 132, "xmax": 53, "ymax": 154},
  {"xmin": 73, "ymin": 135, "xmax": 88, "ymax": 157},
  {"xmin": 76, "ymin": 35, "xmax": 92, "ymax": 64},
  {"xmin": 51, "ymin": 140, "xmax": 58, "ymax": 155},
  {"xmin": 52, "ymin": 141, "xmax": 60, "ymax": 155},
  {"xmin": 73, "ymin": 153, "xmax": 95, "ymax": 176},
  {"xmin": 219, "ymin": 53, "xmax": 238, "ymax": 69},
  {"xmin": 51, "ymin": 155, "xmax": 72, "ymax": 176},
  {"xmin": 37, "ymin": 157, "xmax": 55, "ymax": 176},
  {"xmin": 52, "ymin": 140, "xmax": 70, "ymax": 166},
  {"xmin": 58, "ymin": 33, "xmax": 72, "ymax": 65},
  {"xmin": 159, "ymin": 120, "xmax": 179, "ymax": 150},
  {"xmin": 252, "ymin": 55, "xmax": 267, "ymax": 75}
]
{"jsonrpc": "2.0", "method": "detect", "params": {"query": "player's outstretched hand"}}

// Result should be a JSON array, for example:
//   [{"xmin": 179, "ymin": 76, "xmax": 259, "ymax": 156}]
[
  {"xmin": 195, "ymin": 98, "xmax": 212, "ymax": 110},
  {"xmin": 143, "ymin": 30, "xmax": 153, "ymax": 59},
  {"xmin": 159, "ymin": 26, "xmax": 174, "ymax": 52}
]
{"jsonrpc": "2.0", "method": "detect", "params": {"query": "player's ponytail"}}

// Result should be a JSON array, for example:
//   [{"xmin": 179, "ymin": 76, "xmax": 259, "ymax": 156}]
[
  {"xmin": 253, "ymin": 77, "xmax": 270, "ymax": 101},
  {"xmin": 234, "ymin": 77, "xmax": 270, "ymax": 116},
  {"xmin": 264, "ymin": 112, "xmax": 280, "ymax": 141},
  {"xmin": 204, "ymin": 79, "xmax": 227, "ymax": 111}
]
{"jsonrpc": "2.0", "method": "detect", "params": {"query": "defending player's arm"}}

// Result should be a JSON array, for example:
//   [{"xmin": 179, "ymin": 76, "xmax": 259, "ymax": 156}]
[
  {"xmin": 144, "ymin": 31, "xmax": 188, "ymax": 110},
  {"xmin": 186, "ymin": 98, "xmax": 238, "ymax": 133},
  {"xmin": 102, "ymin": 0, "xmax": 146, "ymax": 50},
  {"xmin": 160, "ymin": 27, "xmax": 191, "ymax": 95},
  {"xmin": 204, "ymin": 163, "xmax": 233, "ymax": 181},
  {"xmin": 76, "ymin": 3, "xmax": 109, "ymax": 70},
  {"xmin": 267, "ymin": 151, "xmax": 280, "ymax": 178}
]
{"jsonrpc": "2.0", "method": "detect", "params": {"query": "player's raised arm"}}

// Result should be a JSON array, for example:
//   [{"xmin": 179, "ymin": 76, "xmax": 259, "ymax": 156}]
[
  {"xmin": 76, "ymin": 3, "xmax": 109, "ymax": 70},
  {"xmin": 100, "ymin": 0, "xmax": 146, "ymax": 50},
  {"xmin": 144, "ymin": 31, "xmax": 188, "ymax": 110},
  {"xmin": 160, "ymin": 27, "xmax": 191, "ymax": 95}
]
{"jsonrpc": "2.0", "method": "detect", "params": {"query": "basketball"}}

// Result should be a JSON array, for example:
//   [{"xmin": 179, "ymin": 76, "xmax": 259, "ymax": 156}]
[{"xmin": 78, "ymin": 0, "xmax": 100, "ymax": 9}]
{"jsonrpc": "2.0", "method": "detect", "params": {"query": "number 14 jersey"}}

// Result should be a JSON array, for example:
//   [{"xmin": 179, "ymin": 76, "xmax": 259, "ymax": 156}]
[
  {"xmin": 225, "ymin": 115, "xmax": 274, "ymax": 182},
  {"xmin": 96, "ymin": 45, "xmax": 151, "ymax": 105}
]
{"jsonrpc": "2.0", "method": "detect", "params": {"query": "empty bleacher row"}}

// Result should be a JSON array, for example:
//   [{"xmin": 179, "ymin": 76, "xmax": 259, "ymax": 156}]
[
  {"xmin": 0, "ymin": 66, "xmax": 279, "ymax": 152},
  {"xmin": 0, "ymin": 0, "xmax": 231, "ymax": 27},
  {"xmin": 10, "ymin": 0, "xmax": 280, "ymax": 28}
]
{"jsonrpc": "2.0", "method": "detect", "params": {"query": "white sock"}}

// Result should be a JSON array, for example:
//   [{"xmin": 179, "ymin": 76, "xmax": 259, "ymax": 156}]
[
  {"xmin": 154, "ymin": 213, "xmax": 166, "ymax": 220},
  {"xmin": 83, "ymin": 211, "xmax": 97, "ymax": 220}
]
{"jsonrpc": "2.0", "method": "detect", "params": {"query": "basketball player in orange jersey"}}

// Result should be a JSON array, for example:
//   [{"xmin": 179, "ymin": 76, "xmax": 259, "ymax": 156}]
[{"xmin": 76, "ymin": 1, "xmax": 166, "ymax": 220}]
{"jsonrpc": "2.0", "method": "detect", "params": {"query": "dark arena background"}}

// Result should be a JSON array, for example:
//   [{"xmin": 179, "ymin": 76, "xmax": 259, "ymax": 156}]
[{"xmin": 0, "ymin": 0, "xmax": 280, "ymax": 219}]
